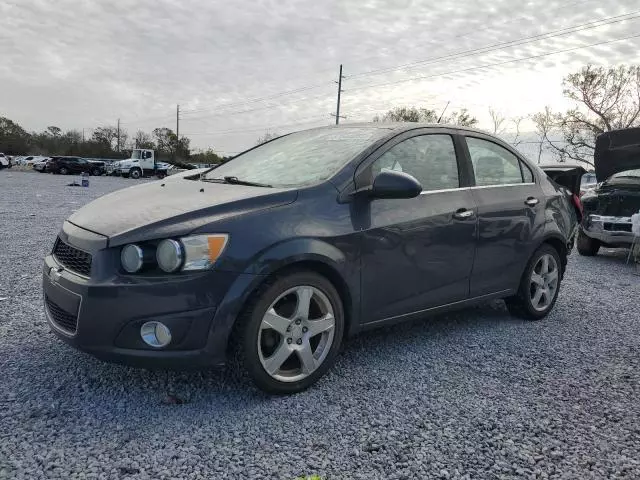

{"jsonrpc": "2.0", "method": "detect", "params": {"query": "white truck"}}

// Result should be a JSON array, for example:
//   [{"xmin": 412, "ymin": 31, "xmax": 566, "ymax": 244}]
[{"xmin": 108, "ymin": 149, "xmax": 170, "ymax": 179}]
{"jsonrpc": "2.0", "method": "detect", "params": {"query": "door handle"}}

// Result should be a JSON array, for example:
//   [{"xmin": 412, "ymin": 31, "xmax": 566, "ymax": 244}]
[
  {"xmin": 525, "ymin": 197, "xmax": 539, "ymax": 207},
  {"xmin": 453, "ymin": 208, "xmax": 475, "ymax": 220}
]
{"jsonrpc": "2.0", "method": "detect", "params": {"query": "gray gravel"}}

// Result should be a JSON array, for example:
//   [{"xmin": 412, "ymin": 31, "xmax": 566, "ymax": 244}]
[{"xmin": 1, "ymin": 170, "xmax": 640, "ymax": 479}]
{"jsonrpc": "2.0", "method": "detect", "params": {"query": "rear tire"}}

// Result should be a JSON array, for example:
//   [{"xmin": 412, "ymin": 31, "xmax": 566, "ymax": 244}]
[
  {"xmin": 229, "ymin": 270, "xmax": 344, "ymax": 394},
  {"xmin": 506, "ymin": 244, "xmax": 562, "ymax": 321},
  {"xmin": 576, "ymin": 228, "xmax": 600, "ymax": 256},
  {"xmin": 90, "ymin": 168, "xmax": 100, "ymax": 176}
]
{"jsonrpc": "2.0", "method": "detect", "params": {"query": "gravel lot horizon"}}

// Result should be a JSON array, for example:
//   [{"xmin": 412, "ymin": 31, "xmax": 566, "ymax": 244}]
[{"xmin": 1, "ymin": 171, "xmax": 639, "ymax": 479}]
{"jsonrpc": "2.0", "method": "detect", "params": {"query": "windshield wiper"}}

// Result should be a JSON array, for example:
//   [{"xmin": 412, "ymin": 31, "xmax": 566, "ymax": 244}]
[{"xmin": 202, "ymin": 176, "xmax": 273, "ymax": 187}]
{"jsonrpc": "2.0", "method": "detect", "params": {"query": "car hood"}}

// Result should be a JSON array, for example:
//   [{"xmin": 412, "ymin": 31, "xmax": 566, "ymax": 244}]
[
  {"xmin": 67, "ymin": 179, "xmax": 297, "ymax": 246},
  {"xmin": 595, "ymin": 128, "xmax": 640, "ymax": 182}
]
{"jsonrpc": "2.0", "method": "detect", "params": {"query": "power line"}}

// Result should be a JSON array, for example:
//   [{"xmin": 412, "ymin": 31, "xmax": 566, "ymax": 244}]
[
  {"xmin": 182, "ymin": 116, "xmax": 331, "ymax": 136},
  {"xmin": 346, "ymin": 31, "xmax": 640, "ymax": 93},
  {"xmin": 117, "ymin": 11, "xmax": 639, "ymax": 130},
  {"xmin": 163, "ymin": 15, "xmax": 640, "ymax": 125},
  {"xmin": 347, "ymin": 10, "xmax": 640, "ymax": 81},
  {"xmin": 179, "ymin": 81, "xmax": 334, "ymax": 116},
  {"xmin": 179, "ymin": 3, "xmax": 603, "ymax": 119},
  {"xmin": 339, "ymin": 0, "xmax": 596, "ymax": 74}
]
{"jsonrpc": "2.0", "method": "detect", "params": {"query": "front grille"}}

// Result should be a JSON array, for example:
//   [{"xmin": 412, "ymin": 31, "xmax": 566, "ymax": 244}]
[
  {"xmin": 52, "ymin": 238, "xmax": 92, "ymax": 277},
  {"xmin": 45, "ymin": 295, "xmax": 78, "ymax": 334},
  {"xmin": 604, "ymin": 222, "xmax": 632, "ymax": 232}
]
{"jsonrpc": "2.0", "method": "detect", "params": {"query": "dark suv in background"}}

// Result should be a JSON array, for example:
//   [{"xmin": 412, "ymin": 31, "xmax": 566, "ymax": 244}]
[{"xmin": 46, "ymin": 157, "xmax": 105, "ymax": 176}]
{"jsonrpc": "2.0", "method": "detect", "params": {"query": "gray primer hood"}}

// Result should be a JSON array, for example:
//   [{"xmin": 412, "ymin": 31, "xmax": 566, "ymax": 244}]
[{"xmin": 67, "ymin": 179, "xmax": 297, "ymax": 246}]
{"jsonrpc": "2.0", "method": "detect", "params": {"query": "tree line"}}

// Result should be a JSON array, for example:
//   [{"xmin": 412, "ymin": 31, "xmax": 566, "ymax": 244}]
[{"xmin": 0, "ymin": 121, "xmax": 231, "ymax": 166}]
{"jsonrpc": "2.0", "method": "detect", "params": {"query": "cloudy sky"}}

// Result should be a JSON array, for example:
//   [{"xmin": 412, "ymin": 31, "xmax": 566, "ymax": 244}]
[{"xmin": 2, "ymin": 0, "xmax": 640, "ymax": 156}]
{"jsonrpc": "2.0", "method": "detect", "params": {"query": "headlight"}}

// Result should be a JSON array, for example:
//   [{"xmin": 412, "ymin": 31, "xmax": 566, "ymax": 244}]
[
  {"xmin": 181, "ymin": 234, "xmax": 229, "ymax": 271},
  {"xmin": 156, "ymin": 239, "xmax": 184, "ymax": 273},
  {"xmin": 121, "ymin": 244, "xmax": 144, "ymax": 273}
]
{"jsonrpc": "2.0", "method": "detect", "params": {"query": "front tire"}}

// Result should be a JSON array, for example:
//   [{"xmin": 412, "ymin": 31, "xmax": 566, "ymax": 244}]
[
  {"xmin": 231, "ymin": 271, "xmax": 344, "ymax": 394},
  {"xmin": 59, "ymin": 167, "xmax": 68, "ymax": 175},
  {"xmin": 129, "ymin": 168, "xmax": 142, "ymax": 179},
  {"xmin": 576, "ymin": 228, "xmax": 600, "ymax": 256},
  {"xmin": 506, "ymin": 244, "xmax": 562, "ymax": 321}
]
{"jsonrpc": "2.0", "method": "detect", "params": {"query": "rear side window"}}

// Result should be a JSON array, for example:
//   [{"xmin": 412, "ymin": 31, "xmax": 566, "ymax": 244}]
[
  {"xmin": 372, "ymin": 134, "xmax": 460, "ymax": 191},
  {"xmin": 522, "ymin": 162, "xmax": 534, "ymax": 183},
  {"xmin": 466, "ymin": 137, "xmax": 525, "ymax": 186}
]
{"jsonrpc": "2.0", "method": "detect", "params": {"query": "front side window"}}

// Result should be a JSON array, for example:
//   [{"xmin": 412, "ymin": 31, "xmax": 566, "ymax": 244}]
[
  {"xmin": 371, "ymin": 134, "xmax": 460, "ymax": 191},
  {"xmin": 204, "ymin": 127, "xmax": 389, "ymax": 188},
  {"xmin": 466, "ymin": 137, "xmax": 525, "ymax": 186}
]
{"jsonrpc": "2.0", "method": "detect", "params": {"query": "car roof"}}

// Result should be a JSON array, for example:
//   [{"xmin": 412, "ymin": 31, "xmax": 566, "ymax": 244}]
[{"xmin": 303, "ymin": 122, "xmax": 492, "ymax": 136}]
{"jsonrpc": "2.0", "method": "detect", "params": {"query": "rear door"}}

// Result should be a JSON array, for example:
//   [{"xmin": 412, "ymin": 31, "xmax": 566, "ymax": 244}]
[
  {"xmin": 462, "ymin": 135, "xmax": 544, "ymax": 297},
  {"xmin": 357, "ymin": 129, "xmax": 478, "ymax": 323}
]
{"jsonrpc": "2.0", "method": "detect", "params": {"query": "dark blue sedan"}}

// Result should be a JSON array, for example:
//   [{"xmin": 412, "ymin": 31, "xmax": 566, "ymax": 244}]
[{"xmin": 42, "ymin": 123, "xmax": 578, "ymax": 394}]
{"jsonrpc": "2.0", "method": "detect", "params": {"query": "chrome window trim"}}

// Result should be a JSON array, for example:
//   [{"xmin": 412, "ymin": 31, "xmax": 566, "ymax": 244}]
[
  {"xmin": 469, "ymin": 182, "xmax": 536, "ymax": 189},
  {"xmin": 419, "ymin": 186, "xmax": 469, "ymax": 195}
]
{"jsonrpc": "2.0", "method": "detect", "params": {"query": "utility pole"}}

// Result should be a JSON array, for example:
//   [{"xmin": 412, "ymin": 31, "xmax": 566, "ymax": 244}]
[
  {"xmin": 331, "ymin": 64, "xmax": 346, "ymax": 125},
  {"xmin": 176, "ymin": 104, "xmax": 180, "ymax": 160},
  {"xmin": 436, "ymin": 101, "xmax": 450, "ymax": 124},
  {"xmin": 82, "ymin": 128, "xmax": 85, "ymax": 143},
  {"xmin": 116, "ymin": 119, "xmax": 121, "ymax": 153}
]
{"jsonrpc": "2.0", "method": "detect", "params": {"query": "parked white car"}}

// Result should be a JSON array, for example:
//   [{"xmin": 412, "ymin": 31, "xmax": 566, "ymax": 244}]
[{"xmin": 33, "ymin": 157, "xmax": 50, "ymax": 172}]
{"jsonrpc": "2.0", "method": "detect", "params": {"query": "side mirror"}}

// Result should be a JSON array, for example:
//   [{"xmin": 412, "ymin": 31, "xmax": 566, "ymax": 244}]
[{"xmin": 370, "ymin": 170, "xmax": 422, "ymax": 199}]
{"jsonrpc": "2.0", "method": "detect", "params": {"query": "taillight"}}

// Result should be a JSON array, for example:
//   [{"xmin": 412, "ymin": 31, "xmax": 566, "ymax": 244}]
[{"xmin": 571, "ymin": 193, "xmax": 584, "ymax": 221}]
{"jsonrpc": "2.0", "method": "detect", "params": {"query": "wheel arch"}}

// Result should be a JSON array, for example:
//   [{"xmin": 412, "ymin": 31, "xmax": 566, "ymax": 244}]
[
  {"xmin": 536, "ymin": 233, "xmax": 569, "ymax": 278},
  {"xmin": 211, "ymin": 242, "xmax": 358, "ymax": 362}
]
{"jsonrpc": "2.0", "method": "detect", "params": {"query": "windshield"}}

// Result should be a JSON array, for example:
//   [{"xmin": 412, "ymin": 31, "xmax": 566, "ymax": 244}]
[
  {"xmin": 130, "ymin": 150, "xmax": 142, "ymax": 159},
  {"xmin": 204, "ymin": 127, "xmax": 388, "ymax": 187}
]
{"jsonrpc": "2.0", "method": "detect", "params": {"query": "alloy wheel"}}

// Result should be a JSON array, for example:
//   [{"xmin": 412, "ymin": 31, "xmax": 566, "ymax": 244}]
[
  {"xmin": 257, "ymin": 285, "xmax": 335, "ymax": 383},
  {"xmin": 529, "ymin": 253, "xmax": 559, "ymax": 312}
]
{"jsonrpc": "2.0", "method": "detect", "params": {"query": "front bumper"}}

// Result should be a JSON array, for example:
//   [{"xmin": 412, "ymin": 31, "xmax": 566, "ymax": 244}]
[
  {"xmin": 582, "ymin": 214, "xmax": 635, "ymax": 247},
  {"xmin": 43, "ymin": 252, "xmax": 248, "ymax": 369}
]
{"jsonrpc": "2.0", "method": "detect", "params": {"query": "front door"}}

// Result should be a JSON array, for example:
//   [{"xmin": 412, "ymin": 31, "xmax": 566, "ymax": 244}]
[
  {"xmin": 357, "ymin": 131, "xmax": 478, "ymax": 324},
  {"xmin": 463, "ymin": 135, "xmax": 544, "ymax": 297}
]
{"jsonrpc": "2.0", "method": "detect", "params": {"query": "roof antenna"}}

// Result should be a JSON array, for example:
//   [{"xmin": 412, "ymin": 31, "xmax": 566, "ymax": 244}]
[{"xmin": 437, "ymin": 101, "xmax": 450, "ymax": 124}]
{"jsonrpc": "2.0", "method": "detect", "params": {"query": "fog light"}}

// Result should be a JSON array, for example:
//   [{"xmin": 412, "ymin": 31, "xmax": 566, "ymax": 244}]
[{"xmin": 140, "ymin": 321, "xmax": 172, "ymax": 348}]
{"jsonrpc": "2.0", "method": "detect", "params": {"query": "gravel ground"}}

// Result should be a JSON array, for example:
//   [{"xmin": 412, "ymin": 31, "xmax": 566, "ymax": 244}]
[{"xmin": 1, "ymin": 170, "xmax": 639, "ymax": 480}]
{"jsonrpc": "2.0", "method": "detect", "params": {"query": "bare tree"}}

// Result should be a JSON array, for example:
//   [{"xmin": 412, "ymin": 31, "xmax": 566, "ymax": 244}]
[
  {"xmin": 133, "ymin": 130, "xmax": 155, "ymax": 149},
  {"xmin": 489, "ymin": 108, "xmax": 506, "ymax": 134},
  {"xmin": 256, "ymin": 132, "xmax": 279, "ymax": 145},
  {"xmin": 535, "ymin": 65, "xmax": 640, "ymax": 165},
  {"xmin": 531, "ymin": 106, "xmax": 555, "ymax": 164},
  {"xmin": 510, "ymin": 116, "xmax": 524, "ymax": 147}
]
